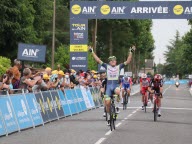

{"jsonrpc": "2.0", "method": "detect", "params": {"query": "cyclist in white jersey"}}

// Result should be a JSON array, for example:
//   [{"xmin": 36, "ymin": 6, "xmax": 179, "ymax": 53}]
[{"xmin": 89, "ymin": 45, "xmax": 136, "ymax": 125}]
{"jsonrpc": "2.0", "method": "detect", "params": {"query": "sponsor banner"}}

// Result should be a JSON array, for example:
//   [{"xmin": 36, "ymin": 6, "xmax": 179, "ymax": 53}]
[
  {"xmin": 70, "ymin": 1, "xmax": 192, "ymax": 19},
  {"xmin": 25, "ymin": 93, "xmax": 43, "ymax": 126},
  {"xmin": 65, "ymin": 89, "xmax": 78, "ymax": 115},
  {"xmin": 17, "ymin": 43, "xmax": 46, "ymax": 62},
  {"xmin": 125, "ymin": 72, "xmax": 133, "ymax": 77},
  {"xmin": 80, "ymin": 87, "xmax": 92, "ymax": 109},
  {"xmin": 94, "ymin": 87, "xmax": 103, "ymax": 106},
  {"xmin": 0, "ymin": 111, "xmax": 6, "ymax": 136},
  {"xmin": 70, "ymin": 52, "xmax": 88, "ymax": 71},
  {"xmin": 35, "ymin": 93, "xmax": 49, "ymax": 123},
  {"xmin": 70, "ymin": 19, "xmax": 88, "ymax": 44},
  {"xmin": 86, "ymin": 89, "xmax": 95, "ymax": 108},
  {"xmin": 41, "ymin": 91, "xmax": 58, "ymax": 121},
  {"xmin": 50, "ymin": 91, "xmax": 65, "ymax": 118},
  {"xmin": 70, "ymin": 45, "xmax": 88, "ymax": 52},
  {"xmin": 0, "ymin": 96, "xmax": 18, "ymax": 134},
  {"xmin": 89, "ymin": 88, "xmax": 99, "ymax": 107},
  {"xmin": 58, "ymin": 90, "xmax": 71, "ymax": 116},
  {"xmin": 10, "ymin": 95, "xmax": 33, "ymax": 130},
  {"xmin": 71, "ymin": 90, "xmax": 82, "ymax": 113},
  {"xmin": 74, "ymin": 89, "xmax": 87, "ymax": 111}
]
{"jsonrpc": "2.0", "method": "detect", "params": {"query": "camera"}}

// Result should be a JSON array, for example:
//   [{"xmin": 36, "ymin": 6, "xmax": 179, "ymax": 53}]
[{"xmin": 3, "ymin": 74, "xmax": 7, "ymax": 79}]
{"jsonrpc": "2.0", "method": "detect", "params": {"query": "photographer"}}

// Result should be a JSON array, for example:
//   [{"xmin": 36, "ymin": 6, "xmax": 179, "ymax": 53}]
[
  {"xmin": 19, "ymin": 68, "xmax": 41, "ymax": 93},
  {"xmin": 0, "ymin": 70, "xmax": 14, "ymax": 94}
]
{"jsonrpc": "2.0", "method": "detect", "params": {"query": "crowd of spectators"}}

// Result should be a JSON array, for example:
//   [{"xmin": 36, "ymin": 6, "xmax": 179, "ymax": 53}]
[{"xmin": 0, "ymin": 59, "xmax": 106, "ymax": 95}]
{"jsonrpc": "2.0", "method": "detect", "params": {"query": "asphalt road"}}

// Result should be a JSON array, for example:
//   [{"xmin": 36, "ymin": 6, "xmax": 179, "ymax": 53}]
[{"xmin": 1, "ymin": 84, "xmax": 192, "ymax": 144}]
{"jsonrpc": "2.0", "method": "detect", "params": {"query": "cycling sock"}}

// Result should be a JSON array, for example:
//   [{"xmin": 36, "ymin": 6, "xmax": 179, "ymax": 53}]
[{"xmin": 158, "ymin": 107, "xmax": 161, "ymax": 113}]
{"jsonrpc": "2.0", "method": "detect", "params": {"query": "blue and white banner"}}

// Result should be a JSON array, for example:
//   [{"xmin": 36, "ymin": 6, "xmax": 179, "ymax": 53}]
[
  {"xmin": 70, "ymin": 1, "xmax": 192, "ymax": 19},
  {"xmin": 25, "ymin": 93, "xmax": 43, "ymax": 126},
  {"xmin": 75, "ymin": 89, "xmax": 87, "ymax": 112},
  {"xmin": 11, "ymin": 95, "xmax": 33, "ymax": 130},
  {"xmin": 0, "ymin": 110, "xmax": 7, "ymax": 136},
  {"xmin": 81, "ymin": 87, "xmax": 93, "ymax": 109},
  {"xmin": 65, "ymin": 89, "xmax": 78, "ymax": 115},
  {"xmin": 86, "ymin": 89, "xmax": 95, "ymax": 108},
  {"xmin": 17, "ymin": 43, "xmax": 46, "ymax": 62},
  {"xmin": 71, "ymin": 90, "xmax": 82, "ymax": 113},
  {"xmin": 58, "ymin": 90, "xmax": 72, "ymax": 116},
  {"xmin": 0, "ymin": 96, "xmax": 18, "ymax": 134}
]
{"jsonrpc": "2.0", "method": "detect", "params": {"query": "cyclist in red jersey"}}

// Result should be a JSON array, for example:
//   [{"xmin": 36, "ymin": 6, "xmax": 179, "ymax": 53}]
[{"xmin": 140, "ymin": 73, "xmax": 150, "ymax": 110}]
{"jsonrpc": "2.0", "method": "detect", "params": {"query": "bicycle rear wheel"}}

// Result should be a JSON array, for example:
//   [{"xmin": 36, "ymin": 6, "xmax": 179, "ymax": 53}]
[
  {"xmin": 123, "ymin": 94, "xmax": 127, "ymax": 110},
  {"xmin": 154, "ymin": 100, "xmax": 157, "ymax": 121}
]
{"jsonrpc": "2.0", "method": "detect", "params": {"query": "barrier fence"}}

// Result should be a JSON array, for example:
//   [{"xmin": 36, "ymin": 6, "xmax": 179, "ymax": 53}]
[{"xmin": 0, "ymin": 87, "xmax": 103, "ymax": 136}]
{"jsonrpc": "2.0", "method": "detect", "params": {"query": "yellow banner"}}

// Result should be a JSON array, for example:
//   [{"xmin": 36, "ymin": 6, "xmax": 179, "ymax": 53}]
[{"xmin": 70, "ymin": 45, "xmax": 88, "ymax": 52}]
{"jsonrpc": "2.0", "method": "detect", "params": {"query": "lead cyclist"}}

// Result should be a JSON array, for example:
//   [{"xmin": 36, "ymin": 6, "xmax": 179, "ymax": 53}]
[{"xmin": 89, "ymin": 45, "xmax": 136, "ymax": 125}]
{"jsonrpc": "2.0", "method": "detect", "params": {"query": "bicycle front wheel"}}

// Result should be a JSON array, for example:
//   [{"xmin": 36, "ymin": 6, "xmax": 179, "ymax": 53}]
[{"xmin": 154, "ymin": 100, "xmax": 157, "ymax": 122}]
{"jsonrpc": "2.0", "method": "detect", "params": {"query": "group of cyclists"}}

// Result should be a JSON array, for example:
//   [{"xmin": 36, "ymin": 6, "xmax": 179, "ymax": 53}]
[{"xmin": 89, "ymin": 45, "xmax": 164, "ymax": 125}]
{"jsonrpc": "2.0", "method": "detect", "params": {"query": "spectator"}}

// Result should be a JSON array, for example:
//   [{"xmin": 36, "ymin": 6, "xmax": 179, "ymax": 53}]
[
  {"xmin": 0, "ymin": 69, "xmax": 14, "ymax": 94},
  {"xmin": 45, "ymin": 67, "xmax": 52, "ymax": 76},
  {"xmin": 63, "ymin": 70, "xmax": 71, "ymax": 89},
  {"xmin": 19, "ymin": 68, "xmax": 41, "ymax": 93},
  {"xmin": 70, "ymin": 69, "xmax": 79, "ymax": 88},
  {"xmin": 10, "ymin": 59, "xmax": 21, "ymax": 89}
]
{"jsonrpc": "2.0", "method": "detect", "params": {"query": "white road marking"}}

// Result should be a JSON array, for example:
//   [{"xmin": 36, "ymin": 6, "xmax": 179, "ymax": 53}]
[
  {"xmin": 105, "ymin": 130, "xmax": 112, "ymax": 136},
  {"xmin": 95, "ymin": 138, "xmax": 106, "ymax": 144},
  {"xmin": 163, "ymin": 85, "xmax": 171, "ymax": 94},
  {"xmin": 128, "ymin": 114, "xmax": 133, "ymax": 117},
  {"xmin": 122, "ymin": 120, "xmax": 125, "ymax": 122},
  {"xmin": 116, "ymin": 122, "xmax": 122, "ymax": 127},
  {"xmin": 132, "ymin": 111, "xmax": 137, "ymax": 114},
  {"xmin": 124, "ymin": 118, "xmax": 128, "ymax": 120},
  {"xmin": 161, "ymin": 107, "xmax": 192, "ymax": 111}
]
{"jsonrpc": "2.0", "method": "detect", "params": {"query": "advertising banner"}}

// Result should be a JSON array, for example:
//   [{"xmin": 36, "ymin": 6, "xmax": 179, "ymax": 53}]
[
  {"xmin": 0, "ymin": 97, "xmax": 18, "ymax": 133},
  {"xmin": 70, "ymin": 18, "xmax": 88, "ymax": 44},
  {"xmin": 0, "ymin": 110, "xmax": 6, "ymax": 136},
  {"xmin": 74, "ymin": 89, "xmax": 87, "ymax": 112},
  {"xmin": 50, "ymin": 91, "xmax": 65, "ymax": 118},
  {"xmin": 65, "ymin": 89, "xmax": 78, "ymax": 115},
  {"xmin": 25, "ymin": 93, "xmax": 43, "ymax": 126},
  {"xmin": 35, "ymin": 93, "xmax": 49, "ymax": 123},
  {"xmin": 17, "ymin": 43, "xmax": 46, "ymax": 62},
  {"xmin": 70, "ymin": 1, "xmax": 192, "ymax": 19},
  {"xmin": 86, "ymin": 89, "xmax": 95, "ymax": 108},
  {"xmin": 71, "ymin": 90, "xmax": 81, "ymax": 113},
  {"xmin": 81, "ymin": 87, "xmax": 92, "ymax": 109},
  {"xmin": 70, "ymin": 52, "xmax": 88, "ymax": 72},
  {"xmin": 10, "ymin": 95, "xmax": 33, "ymax": 130},
  {"xmin": 41, "ymin": 91, "xmax": 58, "ymax": 121},
  {"xmin": 89, "ymin": 88, "xmax": 99, "ymax": 107},
  {"xmin": 94, "ymin": 87, "xmax": 103, "ymax": 106},
  {"xmin": 58, "ymin": 90, "xmax": 72, "ymax": 116}
]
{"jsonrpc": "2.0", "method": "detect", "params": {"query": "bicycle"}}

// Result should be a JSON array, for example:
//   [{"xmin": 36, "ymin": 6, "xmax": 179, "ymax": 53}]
[
  {"xmin": 153, "ymin": 92, "xmax": 161, "ymax": 122},
  {"xmin": 123, "ymin": 90, "xmax": 128, "ymax": 110},
  {"xmin": 143, "ymin": 90, "xmax": 148, "ymax": 113},
  {"xmin": 109, "ymin": 95, "xmax": 117, "ymax": 131}
]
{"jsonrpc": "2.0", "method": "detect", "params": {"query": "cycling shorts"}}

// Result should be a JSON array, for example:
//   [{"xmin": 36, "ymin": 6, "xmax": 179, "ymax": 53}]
[
  {"xmin": 141, "ymin": 87, "xmax": 148, "ymax": 95},
  {"xmin": 105, "ymin": 83, "xmax": 119, "ymax": 98},
  {"xmin": 122, "ymin": 83, "xmax": 130, "ymax": 90}
]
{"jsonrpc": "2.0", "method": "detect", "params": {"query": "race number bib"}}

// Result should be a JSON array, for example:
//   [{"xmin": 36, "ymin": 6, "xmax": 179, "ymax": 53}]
[{"xmin": 107, "ymin": 65, "xmax": 120, "ymax": 80}]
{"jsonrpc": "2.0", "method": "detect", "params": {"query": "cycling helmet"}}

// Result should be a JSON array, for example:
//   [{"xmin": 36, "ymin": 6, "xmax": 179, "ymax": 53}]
[
  {"xmin": 154, "ymin": 74, "xmax": 162, "ymax": 81},
  {"xmin": 141, "ymin": 73, "xmax": 147, "ymax": 79},
  {"xmin": 108, "ymin": 56, "xmax": 116, "ymax": 62}
]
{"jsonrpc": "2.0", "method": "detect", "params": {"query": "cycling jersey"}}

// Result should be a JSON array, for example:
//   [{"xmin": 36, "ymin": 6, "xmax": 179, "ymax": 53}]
[
  {"xmin": 149, "ymin": 78, "xmax": 163, "ymax": 93},
  {"xmin": 140, "ymin": 78, "xmax": 150, "ymax": 95},
  {"xmin": 121, "ymin": 77, "xmax": 132, "ymax": 90},
  {"xmin": 101, "ymin": 63, "xmax": 125, "ymax": 96}
]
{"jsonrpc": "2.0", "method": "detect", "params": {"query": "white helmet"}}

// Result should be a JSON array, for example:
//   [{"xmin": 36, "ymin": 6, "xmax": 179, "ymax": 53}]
[{"xmin": 141, "ymin": 73, "xmax": 147, "ymax": 79}]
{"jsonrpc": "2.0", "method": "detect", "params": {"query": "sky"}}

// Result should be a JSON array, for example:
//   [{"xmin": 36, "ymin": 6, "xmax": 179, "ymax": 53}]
[{"xmin": 140, "ymin": 0, "xmax": 191, "ymax": 64}]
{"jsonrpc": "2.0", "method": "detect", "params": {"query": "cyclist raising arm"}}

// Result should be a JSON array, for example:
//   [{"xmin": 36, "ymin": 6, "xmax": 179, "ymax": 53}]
[{"xmin": 89, "ymin": 45, "xmax": 136, "ymax": 125}]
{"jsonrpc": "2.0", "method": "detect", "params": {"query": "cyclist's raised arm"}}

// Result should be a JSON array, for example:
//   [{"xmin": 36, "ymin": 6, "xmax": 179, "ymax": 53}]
[
  {"xmin": 89, "ymin": 46, "xmax": 103, "ymax": 64},
  {"xmin": 124, "ymin": 45, "xmax": 136, "ymax": 65}
]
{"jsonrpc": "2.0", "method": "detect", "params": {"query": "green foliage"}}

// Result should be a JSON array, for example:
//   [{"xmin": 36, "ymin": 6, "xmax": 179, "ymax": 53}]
[
  {"xmin": 88, "ymin": 52, "xmax": 97, "ymax": 71},
  {"xmin": 54, "ymin": 45, "xmax": 70, "ymax": 70},
  {"xmin": 0, "ymin": 56, "xmax": 11, "ymax": 76},
  {"xmin": 163, "ymin": 30, "xmax": 192, "ymax": 77}
]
